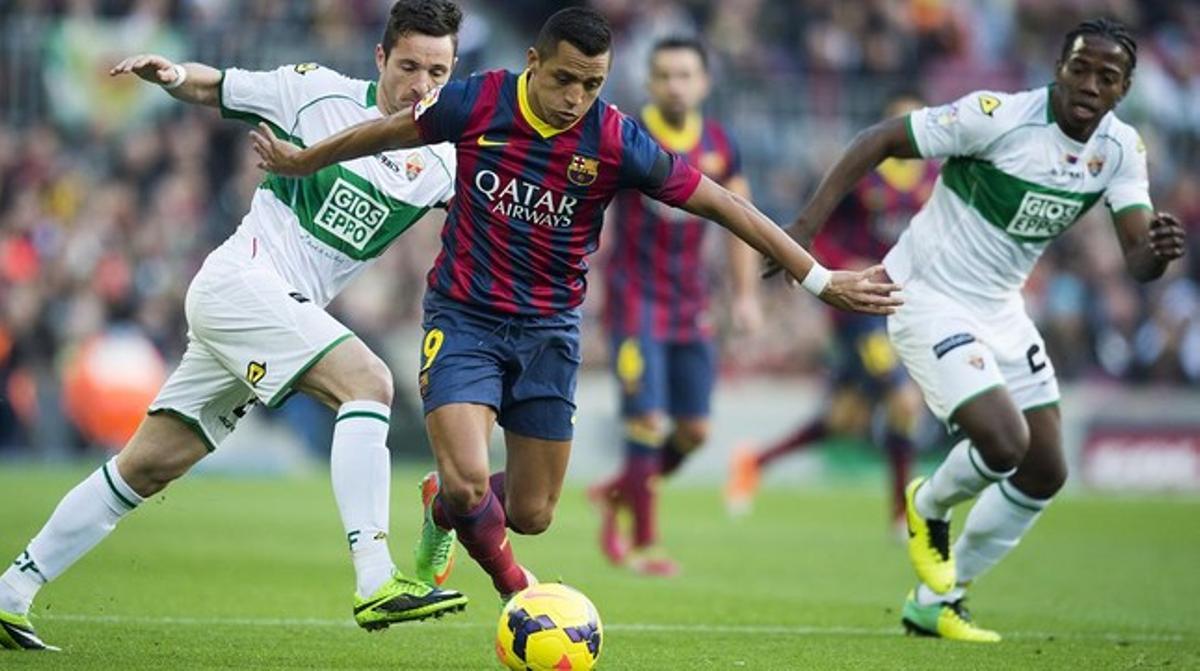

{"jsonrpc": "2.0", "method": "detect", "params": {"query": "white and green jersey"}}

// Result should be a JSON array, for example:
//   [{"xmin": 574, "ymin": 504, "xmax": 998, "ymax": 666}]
[
  {"xmin": 886, "ymin": 86, "xmax": 1151, "ymax": 308},
  {"xmin": 217, "ymin": 63, "xmax": 455, "ymax": 307}
]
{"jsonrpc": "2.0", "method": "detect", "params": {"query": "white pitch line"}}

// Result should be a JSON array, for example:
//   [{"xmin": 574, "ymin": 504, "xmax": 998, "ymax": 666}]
[{"xmin": 35, "ymin": 613, "xmax": 1188, "ymax": 643}]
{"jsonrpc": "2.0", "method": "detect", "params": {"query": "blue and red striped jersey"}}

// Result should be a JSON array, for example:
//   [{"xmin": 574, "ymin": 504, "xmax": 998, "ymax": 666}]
[
  {"xmin": 412, "ymin": 70, "xmax": 702, "ymax": 316},
  {"xmin": 814, "ymin": 158, "xmax": 939, "ymax": 326},
  {"xmin": 604, "ymin": 107, "xmax": 742, "ymax": 341}
]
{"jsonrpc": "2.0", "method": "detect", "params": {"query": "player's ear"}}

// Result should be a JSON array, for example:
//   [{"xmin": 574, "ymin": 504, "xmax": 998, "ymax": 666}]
[
  {"xmin": 375, "ymin": 44, "xmax": 387, "ymax": 75},
  {"xmin": 526, "ymin": 47, "xmax": 540, "ymax": 73}
]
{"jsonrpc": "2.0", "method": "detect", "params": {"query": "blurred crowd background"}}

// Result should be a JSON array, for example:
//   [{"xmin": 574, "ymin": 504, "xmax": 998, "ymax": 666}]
[{"xmin": 1, "ymin": 0, "xmax": 1197, "ymax": 457}]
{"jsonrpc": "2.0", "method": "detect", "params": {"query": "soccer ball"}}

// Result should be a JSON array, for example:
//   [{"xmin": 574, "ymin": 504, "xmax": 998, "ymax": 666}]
[{"xmin": 495, "ymin": 583, "xmax": 603, "ymax": 670}]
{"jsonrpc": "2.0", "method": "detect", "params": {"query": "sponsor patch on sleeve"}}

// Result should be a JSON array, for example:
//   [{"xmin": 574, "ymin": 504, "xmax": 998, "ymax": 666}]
[
  {"xmin": 978, "ymin": 94, "xmax": 1002, "ymax": 116},
  {"xmin": 932, "ymin": 332, "xmax": 977, "ymax": 359}
]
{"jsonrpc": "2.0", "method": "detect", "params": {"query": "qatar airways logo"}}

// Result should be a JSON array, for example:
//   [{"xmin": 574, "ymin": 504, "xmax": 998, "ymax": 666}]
[{"xmin": 475, "ymin": 170, "xmax": 578, "ymax": 229}]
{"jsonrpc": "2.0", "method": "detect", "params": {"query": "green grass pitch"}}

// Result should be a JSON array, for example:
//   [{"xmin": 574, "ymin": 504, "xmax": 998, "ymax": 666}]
[{"xmin": 1, "ymin": 465, "xmax": 1196, "ymax": 669}]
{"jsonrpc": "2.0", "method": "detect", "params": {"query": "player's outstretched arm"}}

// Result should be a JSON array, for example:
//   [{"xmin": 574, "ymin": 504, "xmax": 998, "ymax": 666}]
[
  {"xmin": 795, "ymin": 116, "xmax": 919, "ymax": 239},
  {"xmin": 250, "ymin": 111, "xmax": 422, "ymax": 176},
  {"xmin": 109, "ymin": 54, "xmax": 222, "ymax": 107},
  {"xmin": 1114, "ymin": 209, "xmax": 1187, "ymax": 282},
  {"xmin": 762, "ymin": 117, "xmax": 917, "ymax": 280},
  {"xmin": 681, "ymin": 175, "xmax": 902, "ymax": 315}
]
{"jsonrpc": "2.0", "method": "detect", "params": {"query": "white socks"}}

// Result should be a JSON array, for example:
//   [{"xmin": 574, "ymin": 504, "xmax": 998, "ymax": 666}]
[
  {"xmin": 916, "ymin": 479, "xmax": 1050, "ymax": 605},
  {"xmin": 331, "ymin": 401, "xmax": 396, "ymax": 598},
  {"xmin": 915, "ymin": 440, "xmax": 1015, "ymax": 520},
  {"xmin": 954, "ymin": 480, "xmax": 1048, "ymax": 585},
  {"xmin": 0, "ymin": 457, "xmax": 143, "ymax": 615}
]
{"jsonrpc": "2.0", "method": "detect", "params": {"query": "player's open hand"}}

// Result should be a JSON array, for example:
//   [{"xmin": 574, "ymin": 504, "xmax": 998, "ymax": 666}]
[
  {"xmin": 109, "ymin": 54, "xmax": 179, "ymax": 85},
  {"xmin": 1148, "ymin": 212, "xmax": 1186, "ymax": 262},
  {"xmin": 250, "ymin": 123, "xmax": 311, "ymax": 176},
  {"xmin": 818, "ymin": 265, "xmax": 903, "ymax": 315}
]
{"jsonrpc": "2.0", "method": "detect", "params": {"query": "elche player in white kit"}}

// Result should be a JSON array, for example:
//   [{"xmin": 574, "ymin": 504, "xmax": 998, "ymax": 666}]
[
  {"xmin": 0, "ymin": 0, "xmax": 472, "ymax": 652},
  {"xmin": 773, "ymin": 18, "xmax": 1186, "ymax": 642}
]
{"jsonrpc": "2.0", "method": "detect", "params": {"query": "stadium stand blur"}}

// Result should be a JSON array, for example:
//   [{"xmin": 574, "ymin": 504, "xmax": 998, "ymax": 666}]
[{"xmin": 1, "ymin": 1, "xmax": 1197, "ymax": 479}]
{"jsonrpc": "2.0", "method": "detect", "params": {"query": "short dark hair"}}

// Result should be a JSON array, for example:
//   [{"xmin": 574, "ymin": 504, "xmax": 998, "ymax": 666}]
[
  {"xmin": 535, "ymin": 7, "xmax": 613, "ymax": 59},
  {"xmin": 381, "ymin": 0, "xmax": 463, "ymax": 56},
  {"xmin": 1059, "ymin": 17, "xmax": 1137, "ymax": 75},
  {"xmin": 650, "ymin": 36, "xmax": 709, "ymax": 71}
]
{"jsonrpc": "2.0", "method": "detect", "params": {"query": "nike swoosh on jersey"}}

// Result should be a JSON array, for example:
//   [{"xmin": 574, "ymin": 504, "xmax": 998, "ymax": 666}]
[{"xmin": 477, "ymin": 135, "xmax": 508, "ymax": 147}]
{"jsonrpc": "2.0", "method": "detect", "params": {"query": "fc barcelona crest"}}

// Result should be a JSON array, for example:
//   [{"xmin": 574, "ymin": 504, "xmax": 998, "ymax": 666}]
[
  {"xmin": 567, "ymin": 154, "xmax": 599, "ymax": 186},
  {"xmin": 1087, "ymin": 154, "xmax": 1105, "ymax": 177}
]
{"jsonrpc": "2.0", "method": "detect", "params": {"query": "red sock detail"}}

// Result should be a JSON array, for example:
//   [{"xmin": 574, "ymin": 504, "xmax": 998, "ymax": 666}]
[
  {"xmin": 445, "ymin": 489, "xmax": 527, "ymax": 595},
  {"xmin": 432, "ymin": 493, "xmax": 453, "ymax": 531},
  {"xmin": 757, "ymin": 421, "xmax": 827, "ymax": 468},
  {"xmin": 621, "ymin": 452, "xmax": 659, "ymax": 548},
  {"xmin": 885, "ymin": 433, "xmax": 914, "ymax": 521},
  {"xmin": 489, "ymin": 471, "xmax": 507, "ymax": 508}
]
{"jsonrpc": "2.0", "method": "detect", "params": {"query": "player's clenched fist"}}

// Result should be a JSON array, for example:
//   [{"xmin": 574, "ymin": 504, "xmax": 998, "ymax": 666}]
[
  {"xmin": 1148, "ymin": 212, "xmax": 1186, "ymax": 262},
  {"xmin": 109, "ymin": 54, "xmax": 181, "ymax": 86},
  {"xmin": 817, "ymin": 265, "xmax": 903, "ymax": 316}
]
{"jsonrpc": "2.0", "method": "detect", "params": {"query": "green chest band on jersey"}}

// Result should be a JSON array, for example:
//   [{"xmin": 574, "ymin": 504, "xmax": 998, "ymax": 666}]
[
  {"xmin": 941, "ymin": 158, "xmax": 1103, "ymax": 242},
  {"xmin": 261, "ymin": 166, "xmax": 429, "ymax": 261}
]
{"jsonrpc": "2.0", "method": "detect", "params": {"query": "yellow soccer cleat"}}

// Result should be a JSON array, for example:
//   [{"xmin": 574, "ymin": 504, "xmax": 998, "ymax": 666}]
[
  {"xmin": 904, "ymin": 477, "xmax": 956, "ymax": 594},
  {"xmin": 0, "ymin": 609, "xmax": 58, "ymax": 651},
  {"xmin": 901, "ymin": 590, "xmax": 1001, "ymax": 643},
  {"xmin": 353, "ymin": 571, "xmax": 467, "ymax": 631}
]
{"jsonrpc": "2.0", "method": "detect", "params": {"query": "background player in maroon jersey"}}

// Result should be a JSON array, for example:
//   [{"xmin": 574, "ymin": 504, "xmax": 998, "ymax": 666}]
[
  {"xmin": 590, "ymin": 37, "xmax": 762, "ymax": 576},
  {"xmin": 251, "ymin": 8, "xmax": 901, "ymax": 602},
  {"xmin": 725, "ymin": 92, "xmax": 934, "ymax": 534}
]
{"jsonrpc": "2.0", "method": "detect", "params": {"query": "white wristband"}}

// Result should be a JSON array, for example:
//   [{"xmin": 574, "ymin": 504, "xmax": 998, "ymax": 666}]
[
  {"xmin": 800, "ymin": 262, "xmax": 832, "ymax": 296},
  {"xmin": 162, "ymin": 63, "xmax": 187, "ymax": 90}
]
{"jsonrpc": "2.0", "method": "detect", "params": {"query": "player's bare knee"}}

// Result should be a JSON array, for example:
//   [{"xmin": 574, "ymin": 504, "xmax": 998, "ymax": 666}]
[
  {"xmin": 508, "ymin": 505, "xmax": 553, "ymax": 535},
  {"xmin": 1011, "ymin": 457, "xmax": 1068, "ymax": 499},
  {"xmin": 439, "ymin": 474, "xmax": 489, "ymax": 513},
  {"xmin": 626, "ymin": 414, "xmax": 665, "ymax": 435},
  {"xmin": 352, "ymin": 353, "xmax": 394, "ymax": 405},
  {"xmin": 121, "ymin": 457, "xmax": 186, "ymax": 497},
  {"xmin": 673, "ymin": 423, "xmax": 708, "ymax": 451},
  {"xmin": 970, "ymin": 421, "xmax": 1030, "ymax": 472}
]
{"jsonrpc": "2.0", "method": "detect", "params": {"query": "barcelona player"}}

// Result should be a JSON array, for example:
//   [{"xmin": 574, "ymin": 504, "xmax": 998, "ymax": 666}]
[
  {"xmin": 726, "ymin": 92, "xmax": 933, "ymax": 535},
  {"xmin": 251, "ymin": 7, "xmax": 901, "ymax": 602},
  {"xmin": 590, "ymin": 37, "xmax": 762, "ymax": 576}
]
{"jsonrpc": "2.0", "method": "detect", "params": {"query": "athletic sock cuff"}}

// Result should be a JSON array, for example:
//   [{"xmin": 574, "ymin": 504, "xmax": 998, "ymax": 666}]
[
  {"xmin": 336, "ymin": 400, "xmax": 391, "ymax": 424},
  {"xmin": 997, "ymin": 480, "xmax": 1050, "ymax": 512},
  {"xmin": 967, "ymin": 445, "xmax": 1017, "ymax": 482},
  {"xmin": 102, "ymin": 457, "xmax": 144, "ymax": 510},
  {"xmin": 624, "ymin": 424, "xmax": 664, "ymax": 455}
]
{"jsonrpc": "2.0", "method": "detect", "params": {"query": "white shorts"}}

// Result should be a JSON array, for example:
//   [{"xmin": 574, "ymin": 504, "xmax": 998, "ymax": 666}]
[
  {"xmin": 148, "ymin": 241, "xmax": 352, "ymax": 450},
  {"xmin": 886, "ymin": 283, "xmax": 1059, "ymax": 427}
]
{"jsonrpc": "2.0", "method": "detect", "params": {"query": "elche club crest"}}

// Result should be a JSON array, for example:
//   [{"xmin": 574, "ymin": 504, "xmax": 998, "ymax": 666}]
[
  {"xmin": 567, "ymin": 154, "xmax": 599, "ymax": 186},
  {"xmin": 405, "ymin": 153, "xmax": 425, "ymax": 181}
]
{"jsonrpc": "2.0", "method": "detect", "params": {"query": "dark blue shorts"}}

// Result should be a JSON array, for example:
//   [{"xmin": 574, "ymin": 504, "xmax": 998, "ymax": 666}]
[
  {"xmin": 610, "ymin": 333, "xmax": 716, "ymax": 419},
  {"xmin": 830, "ymin": 315, "xmax": 908, "ymax": 398},
  {"xmin": 419, "ymin": 290, "xmax": 581, "ymax": 442}
]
